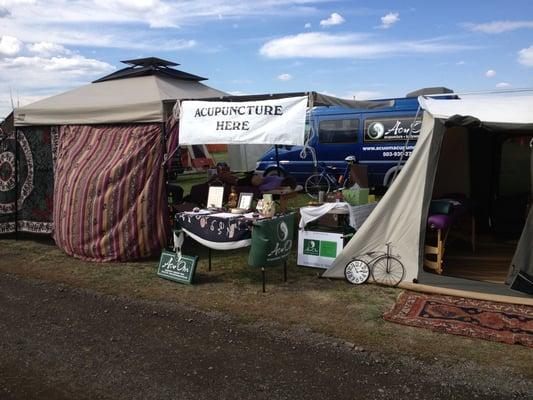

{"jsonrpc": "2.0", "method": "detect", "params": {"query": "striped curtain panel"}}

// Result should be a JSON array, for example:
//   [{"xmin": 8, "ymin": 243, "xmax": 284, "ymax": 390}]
[{"xmin": 53, "ymin": 124, "xmax": 168, "ymax": 261}]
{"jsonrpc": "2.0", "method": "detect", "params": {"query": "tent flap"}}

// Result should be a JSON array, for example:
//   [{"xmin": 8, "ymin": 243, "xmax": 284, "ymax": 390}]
[{"xmin": 323, "ymin": 113, "xmax": 442, "ymax": 282}]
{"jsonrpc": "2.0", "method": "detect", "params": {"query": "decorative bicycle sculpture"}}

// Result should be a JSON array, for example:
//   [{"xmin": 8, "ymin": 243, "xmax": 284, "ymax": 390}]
[
  {"xmin": 344, "ymin": 242, "xmax": 405, "ymax": 287},
  {"xmin": 305, "ymin": 155, "xmax": 357, "ymax": 198}
]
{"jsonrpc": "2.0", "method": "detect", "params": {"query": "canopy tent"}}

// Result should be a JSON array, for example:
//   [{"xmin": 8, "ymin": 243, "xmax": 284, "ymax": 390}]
[
  {"xmin": 323, "ymin": 92, "xmax": 533, "ymax": 297},
  {"xmin": 5, "ymin": 58, "xmax": 232, "ymax": 262},
  {"xmin": 14, "ymin": 74, "xmax": 225, "ymax": 126}
]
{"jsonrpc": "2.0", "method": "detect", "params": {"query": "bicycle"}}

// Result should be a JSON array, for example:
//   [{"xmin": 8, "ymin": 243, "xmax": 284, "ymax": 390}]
[
  {"xmin": 305, "ymin": 155, "xmax": 357, "ymax": 198},
  {"xmin": 344, "ymin": 242, "xmax": 405, "ymax": 287}
]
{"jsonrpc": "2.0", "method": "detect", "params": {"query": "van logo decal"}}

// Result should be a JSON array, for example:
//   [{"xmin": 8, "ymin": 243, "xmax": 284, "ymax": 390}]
[
  {"xmin": 364, "ymin": 117, "xmax": 421, "ymax": 142},
  {"xmin": 367, "ymin": 122, "xmax": 385, "ymax": 140}
]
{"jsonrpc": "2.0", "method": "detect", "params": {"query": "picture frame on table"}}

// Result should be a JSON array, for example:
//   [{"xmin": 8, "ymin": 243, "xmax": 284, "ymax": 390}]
[
  {"xmin": 238, "ymin": 192, "xmax": 254, "ymax": 210},
  {"xmin": 207, "ymin": 186, "xmax": 225, "ymax": 209}
]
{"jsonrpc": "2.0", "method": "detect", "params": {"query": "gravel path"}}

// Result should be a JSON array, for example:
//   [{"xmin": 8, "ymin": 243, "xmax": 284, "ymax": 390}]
[{"xmin": 0, "ymin": 272, "xmax": 531, "ymax": 399}]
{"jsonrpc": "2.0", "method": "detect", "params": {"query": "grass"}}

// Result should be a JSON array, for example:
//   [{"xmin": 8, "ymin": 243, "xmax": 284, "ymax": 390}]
[{"xmin": 1, "ymin": 236, "xmax": 532, "ymax": 380}]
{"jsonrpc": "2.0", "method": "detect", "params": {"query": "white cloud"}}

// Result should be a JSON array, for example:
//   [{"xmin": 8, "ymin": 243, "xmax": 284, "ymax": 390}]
[
  {"xmin": 466, "ymin": 20, "xmax": 533, "ymax": 34},
  {"xmin": 485, "ymin": 69, "xmax": 496, "ymax": 78},
  {"xmin": 518, "ymin": 45, "xmax": 533, "ymax": 67},
  {"xmin": 0, "ymin": 55, "xmax": 113, "ymax": 75},
  {"xmin": 319, "ymin": 90, "xmax": 383, "ymax": 101},
  {"xmin": 27, "ymin": 42, "xmax": 71, "ymax": 56},
  {"xmin": 0, "ymin": 94, "xmax": 49, "ymax": 114},
  {"xmin": 456, "ymin": 60, "xmax": 465, "ymax": 65},
  {"xmin": 379, "ymin": 12, "xmax": 399, "ymax": 29},
  {"xmin": 277, "ymin": 73, "xmax": 292, "ymax": 81},
  {"xmin": 496, "ymin": 82, "xmax": 511, "ymax": 88},
  {"xmin": 0, "ymin": 6, "xmax": 10, "ymax": 17},
  {"xmin": 0, "ymin": 35, "xmax": 22, "ymax": 56},
  {"xmin": 228, "ymin": 90, "xmax": 248, "ymax": 96},
  {"xmin": 108, "ymin": 0, "xmax": 159, "ymax": 12},
  {"xmin": 0, "ymin": 52, "xmax": 114, "ymax": 115},
  {"xmin": 0, "ymin": 2, "xmax": 336, "ymax": 52},
  {"xmin": 304, "ymin": 22, "xmax": 311, "ymax": 29},
  {"xmin": 347, "ymin": 90, "xmax": 382, "ymax": 100},
  {"xmin": 260, "ymin": 32, "xmax": 475, "ymax": 59},
  {"xmin": 320, "ymin": 13, "xmax": 345, "ymax": 27},
  {"xmin": 0, "ymin": 1, "xmax": 325, "ymax": 33}
]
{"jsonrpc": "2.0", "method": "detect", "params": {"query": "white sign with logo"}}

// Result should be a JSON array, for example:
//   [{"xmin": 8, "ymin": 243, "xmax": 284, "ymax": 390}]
[
  {"xmin": 297, "ymin": 230, "xmax": 344, "ymax": 269},
  {"xmin": 364, "ymin": 117, "xmax": 422, "ymax": 142},
  {"xmin": 178, "ymin": 96, "xmax": 307, "ymax": 145}
]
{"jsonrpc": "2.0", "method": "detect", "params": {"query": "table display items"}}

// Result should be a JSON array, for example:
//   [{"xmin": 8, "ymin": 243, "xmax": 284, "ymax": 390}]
[
  {"xmin": 231, "ymin": 192, "xmax": 253, "ymax": 214},
  {"xmin": 342, "ymin": 188, "xmax": 369, "ymax": 206},
  {"xmin": 206, "ymin": 186, "xmax": 225, "ymax": 209},
  {"xmin": 260, "ymin": 194, "xmax": 276, "ymax": 217},
  {"xmin": 227, "ymin": 186, "xmax": 238, "ymax": 208}
]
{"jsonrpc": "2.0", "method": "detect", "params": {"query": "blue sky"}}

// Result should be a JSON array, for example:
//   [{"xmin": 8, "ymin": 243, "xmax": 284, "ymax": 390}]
[{"xmin": 0, "ymin": 0, "xmax": 532, "ymax": 116}]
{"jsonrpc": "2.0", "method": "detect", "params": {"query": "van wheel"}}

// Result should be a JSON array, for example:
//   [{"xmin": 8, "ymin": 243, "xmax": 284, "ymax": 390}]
[{"xmin": 264, "ymin": 168, "xmax": 285, "ymax": 177}]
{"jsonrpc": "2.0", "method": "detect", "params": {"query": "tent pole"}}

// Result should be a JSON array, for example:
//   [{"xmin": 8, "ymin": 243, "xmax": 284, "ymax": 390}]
[
  {"xmin": 161, "ymin": 122, "xmax": 172, "ymax": 248},
  {"xmin": 14, "ymin": 130, "xmax": 18, "ymax": 240},
  {"xmin": 275, "ymin": 145, "xmax": 281, "ymax": 176}
]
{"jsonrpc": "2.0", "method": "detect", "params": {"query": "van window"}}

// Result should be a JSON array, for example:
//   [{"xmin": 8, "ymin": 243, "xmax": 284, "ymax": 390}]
[
  {"xmin": 318, "ymin": 119, "xmax": 359, "ymax": 144},
  {"xmin": 304, "ymin": 120, "xmax": 312, "ymax": 144}
]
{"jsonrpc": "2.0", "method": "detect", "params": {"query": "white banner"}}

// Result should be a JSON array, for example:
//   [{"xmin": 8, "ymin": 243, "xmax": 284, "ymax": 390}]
[{"xmin": 178, "ymin": 96, "xmax": 307, "ymax": 145}]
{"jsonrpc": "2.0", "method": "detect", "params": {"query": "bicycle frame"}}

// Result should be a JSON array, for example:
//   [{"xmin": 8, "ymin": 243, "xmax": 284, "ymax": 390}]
[{"xmin": 315, "ymin": 162, "xmax": 351, "ymax": 190}]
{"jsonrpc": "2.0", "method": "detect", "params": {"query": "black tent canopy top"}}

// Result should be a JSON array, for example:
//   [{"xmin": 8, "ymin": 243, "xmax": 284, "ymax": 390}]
[
  {"xmin": 93, "ymin": 57, "xmax": 207, "ymax": 83},
  {"xmin": 178, "ymin": 91, "xmax": 394, "ymax": 110},
  {"xmin": 121, "ymin": 57, "xmax": 178, "ymax": 67}
]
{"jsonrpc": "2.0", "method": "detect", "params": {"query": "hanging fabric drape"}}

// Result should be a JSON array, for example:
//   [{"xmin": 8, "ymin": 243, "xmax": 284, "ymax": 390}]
[{"xmin": 53, "ymin": 124, "xmax": 167, "ymax": 261}]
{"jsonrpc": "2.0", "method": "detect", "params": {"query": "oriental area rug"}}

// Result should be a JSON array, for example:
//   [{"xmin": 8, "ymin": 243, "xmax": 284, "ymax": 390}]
[{"xmin": 383, "ymin": 291, "xmax": 533, "ymax": 348}]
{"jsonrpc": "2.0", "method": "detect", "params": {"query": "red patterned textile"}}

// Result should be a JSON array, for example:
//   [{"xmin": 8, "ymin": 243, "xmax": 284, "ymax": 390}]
[
  {"xmin": 384, "ymin": 291, "xmax": 533, "ymax": 347},
  {"xmin": 53, "ymin": 124, "xmax": 167, "ymax": 261}
]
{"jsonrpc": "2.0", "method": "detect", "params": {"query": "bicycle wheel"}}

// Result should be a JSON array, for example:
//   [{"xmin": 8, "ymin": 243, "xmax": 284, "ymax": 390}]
[
  {"xmin": 371, "ymin": 256, "xmax": 405, "ymax": 287},
  {"xmin": 305, "ymin": 174, "xmax": 330, "ymax": 199},
  {"xmin": 344, "ymin": 259, "xmax": 370, "ymax": 285}
]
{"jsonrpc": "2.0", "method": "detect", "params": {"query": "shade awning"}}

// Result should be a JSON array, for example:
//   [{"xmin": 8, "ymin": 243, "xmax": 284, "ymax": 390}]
[
  {"xmin": 419, "ymin": 94, "xmax": 533, "ymax": 125},
  {"xmin": 14, "ymin": 75, "xmax": 225, "ymax": 126}
]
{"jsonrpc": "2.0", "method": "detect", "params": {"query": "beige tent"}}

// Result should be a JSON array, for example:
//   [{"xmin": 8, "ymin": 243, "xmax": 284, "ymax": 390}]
[
  {"xmin": 323, "ymin": 93, "xmax": 533, "ymax": 298},
  {"xmin": 13, "ymin": 57, "xmax": 270, "ymax": 172},
  {"xmin": 14, "ymin": 74, "xmax": 225, "ymax": 125}
]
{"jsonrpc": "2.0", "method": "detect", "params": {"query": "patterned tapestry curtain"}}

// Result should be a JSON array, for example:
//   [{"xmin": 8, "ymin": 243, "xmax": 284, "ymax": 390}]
[
  {"xmin": 0, "ymin": 125, "xmax": 57, "ymax": 234},
  {"xmin": 53, "ymin": 124, "xmax": 168, "ymax": 261},
  {"xmin": 165, "ymin": 111, "xmax": 180, "ymax": 171}
]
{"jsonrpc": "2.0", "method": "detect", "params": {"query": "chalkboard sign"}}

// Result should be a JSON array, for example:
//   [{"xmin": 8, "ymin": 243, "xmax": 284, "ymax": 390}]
[{"xmin": 157, "ymin": 250, "xmax": 198, "ymax": 285}]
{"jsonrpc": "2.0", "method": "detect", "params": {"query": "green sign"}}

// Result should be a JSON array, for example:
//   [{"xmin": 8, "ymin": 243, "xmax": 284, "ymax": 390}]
[
  {"xmin": 157, "ymin": 250, "xmax": 198, "ymax": 285},
  {"xmin": 303, "ymin": 239, "xmax": 320, "ymax": 256},
  {"xmin": 248, "ymin": 213, "xmax": 295, "ymax": 268},
  {"xmin": 319, "ymin": 240, "xmax": 337, "ymax": 258},
  {"xmin": 303, "ymin": 238, "xmax": 337, "ymax": 258}
]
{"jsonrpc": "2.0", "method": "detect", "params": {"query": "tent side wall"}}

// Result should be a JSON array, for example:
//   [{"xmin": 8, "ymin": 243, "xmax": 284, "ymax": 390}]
[
  {"xmin": 0, "ymin": 124, "xmax": 58, "ymax": 234},
  {"xmin": 323, "ymin": 113, "xmax": 444, "ymax": 282},
  {"xmin": 53, "ymin": 123, "xmax": 168, "ymax": 261}
]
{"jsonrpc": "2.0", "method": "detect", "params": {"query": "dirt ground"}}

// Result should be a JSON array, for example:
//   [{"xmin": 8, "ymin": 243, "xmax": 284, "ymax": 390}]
[
  {"xmin": 1, "ymin": 237, "xmax": 532, "ymax": 399},
  {"xmin": 1, "ymin": 271, "xmax": 532, "ymax": 400}
]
